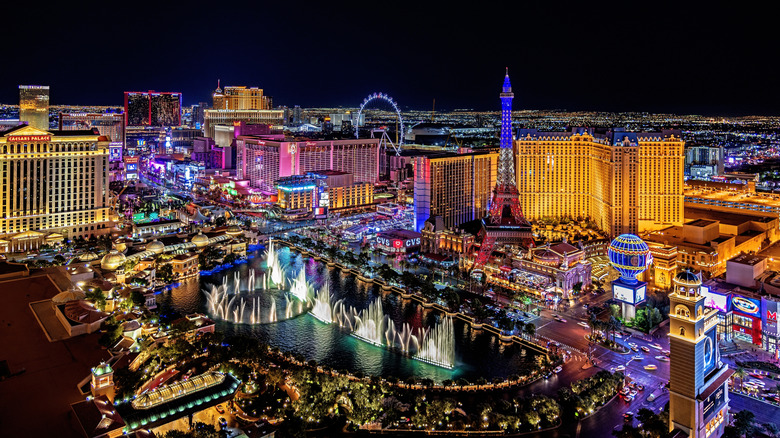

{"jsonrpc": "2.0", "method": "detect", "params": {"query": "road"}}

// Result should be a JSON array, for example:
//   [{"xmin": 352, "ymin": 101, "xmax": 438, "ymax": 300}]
[{"xmin": 729, "ymin": 392, "xmax": 780, "ymax": 426}]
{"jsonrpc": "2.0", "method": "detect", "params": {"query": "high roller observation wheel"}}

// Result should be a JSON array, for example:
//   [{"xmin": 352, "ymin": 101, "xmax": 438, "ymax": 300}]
[{"xmin": 355, "ymin": 92, "xmax": 405, "ymax": 151}]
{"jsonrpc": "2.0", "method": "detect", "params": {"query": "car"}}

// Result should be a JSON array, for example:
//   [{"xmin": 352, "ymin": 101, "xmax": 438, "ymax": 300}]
[
  {"xmin": 615, "ymin": 333, "xmax": 623, "ymax": 338},
  {"xmin": 543, "ymin": 372, "xmax": 553, "ymax": 379},
  {"xmin": 216, "ymin": 405, "xmax": 225, "ymax": 414},
  {"xmin": 624, "ymin": 395, "xmax": 634, "ymax": 403},
  {"xmin": 621, "ymin": 387, "xmax": 631, "ymax": 395},
  {"xmin": 644, "ymin": 364, "xmax": 658, "ymax": 371},
  {"xmin": 641, "ymin": 346, "xmax": 650, "ymax": 353},
  {"xmin": 616, "ymin": 365, "xmax": 626, "ymax": 372},
  {"xmin": 631, "ymin": 345, "xmax": 639, "ymax": 352},
  {"xmin": 629, "ymin": 390, "xmax": 638, "ymax": 398},
  {"xmin": 553, "ymin": 365, "xmax": 563, "ymax": 373},
  {"xmin": 636, "ymin": 384, "xmax": 644, "ymax": 391},
  {"xmin": 650, "ymin": 343, "xmax": 663, "ymax": 350},
  {"xmin": 578, "ymin": 321, "xmax": 589, "ymax": 328},
  {"xmin": 647, "ymin": 394, "xmax": 656, "ymax": 402},
  {"xmin": 624, "ymin": 412, "xmax": 634, "ymax": 420},
  {"xmin": 656, "ymin": 355, "xmax": 669, "ymax": 362},
  {"xmin": 633, "ymin": 355, "xmax": 643, "ymax": 361}
]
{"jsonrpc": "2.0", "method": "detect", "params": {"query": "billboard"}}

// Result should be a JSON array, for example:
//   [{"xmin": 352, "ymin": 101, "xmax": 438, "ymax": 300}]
[
  {"xmin": 732, "ymin": 295, "xmax": 761, "ymax": 317},
  {"xmin": 701, "ymin": 285, "xmax": 729, "ymax": 313},
  {"xmin": 702, "ymin": 379, "xmax": 727, "ymax": 422},
  {"xmin": 763, "ymin": 299, "xmax": 778, "ymax": 334},
  {"xmin": 613, "ymin": 283, "xmax": 645, "ymax": 305},
  {"xmin": 702, "ymin": 326, "xmax": 719, "ymax": 378},
  {"xmin": 109, "ymin": 142, "xmax": 123, "ymax": 162}
]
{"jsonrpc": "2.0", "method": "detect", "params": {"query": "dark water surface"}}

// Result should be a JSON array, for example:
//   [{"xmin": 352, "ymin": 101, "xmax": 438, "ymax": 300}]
[{"xmin": 158, "ymin": 248, "xmax": 538, "ymax": 382}]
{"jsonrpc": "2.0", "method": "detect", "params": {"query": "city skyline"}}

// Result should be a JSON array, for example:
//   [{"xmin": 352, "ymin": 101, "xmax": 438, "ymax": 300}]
[{"xmin": 0, "ymin": 2, "xmax": 778, "ymax": 115}]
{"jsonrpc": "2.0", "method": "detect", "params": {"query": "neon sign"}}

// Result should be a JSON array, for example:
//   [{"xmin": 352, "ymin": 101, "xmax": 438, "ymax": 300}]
[{"xmin": 7, "ymin": 135, "xmax": 50, "ymax": 142}]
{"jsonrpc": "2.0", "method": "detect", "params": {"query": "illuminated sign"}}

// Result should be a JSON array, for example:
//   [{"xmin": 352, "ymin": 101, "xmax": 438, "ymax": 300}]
[
  {"xmin": 763, "ymin": 300, "xmax": 778, "ymax": 334},
  {"xmin": 635, "ymin": 285, "xmax": 646, "ymax": 303},
  {"xmin": 377, "ymin": 236, "xmax": 419, "ymax": 249},
  {"xmin": 613, "ymin": 284, "xmax": 634, "ymax": 304},
  {"xmin": 701, "ymin": 285, "xmax": 729, "ymax": 313},
  {"xmin": 732, "ymin": 295, "xmax": 760, "ymax": 316},
  {"xmin": 702, "ymin": 326, "xmax": 719, "ymax": 377},
  {"xmin": 702, "ymin": 380, "xmax": 726, "ymax": 421},
  {"xmin": 7, "ymin": 135, "xmax": 51, "ymax": 142}
]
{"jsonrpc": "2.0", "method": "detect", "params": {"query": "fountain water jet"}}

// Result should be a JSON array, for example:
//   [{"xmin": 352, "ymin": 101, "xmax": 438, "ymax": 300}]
[{"xmin": 415, "ymin": 316, "xmax": 455, "ymax": 369}]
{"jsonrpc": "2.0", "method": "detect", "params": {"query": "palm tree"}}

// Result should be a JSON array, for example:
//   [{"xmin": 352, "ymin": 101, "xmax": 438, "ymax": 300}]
[{"xmin": 733, "ymin": 366, "xmax": 747, "ymax": 392}]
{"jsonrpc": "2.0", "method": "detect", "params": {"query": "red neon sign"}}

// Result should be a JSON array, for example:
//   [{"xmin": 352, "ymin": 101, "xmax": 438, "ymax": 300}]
[{"xmin": 7, "ymin": 135, "xmax": 50, "ymax": 142}]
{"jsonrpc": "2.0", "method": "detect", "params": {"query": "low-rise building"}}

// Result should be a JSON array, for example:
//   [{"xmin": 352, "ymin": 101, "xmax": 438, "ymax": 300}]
[
  {"xmin": 171, "ymin": 253, "xmax": 198, "ymax": 278},
  {"xmin": 420, "ymin": 216, "xmax": 475, "ymax": 258},
  {"xmin": 512, "ymin": 241, "xmax": 592, "ymax": 299}
]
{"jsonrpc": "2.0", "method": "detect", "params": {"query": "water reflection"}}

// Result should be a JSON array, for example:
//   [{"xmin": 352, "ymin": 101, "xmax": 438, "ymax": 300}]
[{"xmin": 159, "ymin": 247, "xmax": 539, "ymax": 382}]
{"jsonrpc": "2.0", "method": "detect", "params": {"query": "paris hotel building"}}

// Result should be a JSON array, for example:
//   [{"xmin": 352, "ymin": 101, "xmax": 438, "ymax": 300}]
[
  {"xmin": 0, "ymin": 125, "xmax": 112, "ymax": 248},
  {"xmin": 515, "ymin": 128, "xmax": 684, "ymax": 237}
]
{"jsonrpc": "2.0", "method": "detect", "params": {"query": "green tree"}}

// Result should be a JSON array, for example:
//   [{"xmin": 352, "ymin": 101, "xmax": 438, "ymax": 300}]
[
  {"xmin": 131, "ymin": 290, "xmax": 146, "ymax": 306},
  {"xmin": 85, "ymin": 288, "xmax": 106, "ymax": 311},
  {"xmin": 98, "ymin": 316, "xmax": 123, "ymax": 348},
  {"xmin": 157, "ymin": 263, "xmax": 174, "ymax": 283}
]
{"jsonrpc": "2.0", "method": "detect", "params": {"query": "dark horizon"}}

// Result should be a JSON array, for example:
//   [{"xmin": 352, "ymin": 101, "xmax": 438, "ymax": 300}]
[{"xmin": 1, "ymin": 2, "xmax": 778, "ymax": 117}]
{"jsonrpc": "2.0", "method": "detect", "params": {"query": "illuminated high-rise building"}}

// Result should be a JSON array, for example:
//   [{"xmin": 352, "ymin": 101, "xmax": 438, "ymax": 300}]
[
  {"xmin": 19, "ymin": 85, "xmax": 50, "ymax": 131},
  {"xmin": 668, "ymin": 270, "xmax": 731, "ymax": 438},
  {"xmin": 203, "ymin": 109, "xmax": 284, "ymax": 140},
  {"xmin": 59, "ymin": 113, "xmax": 125, "ymax": 144},
  {"xmin": 213, "ymin": 86, "xmax": 272, "ymax": 110},
  {"xmin": 515, "ymin": 128, "xmax": 684, "ymax": 237},
  {"xmin": 413, "ymin": 151, "xmax": 498, "ymax": 232},
  {"xmin": 236, "ymin": 136, "xmax": 379, "ymax": 192},
  {"xmin": 0, "ymin": 124, "xmax": 112, "ymax": 250}
]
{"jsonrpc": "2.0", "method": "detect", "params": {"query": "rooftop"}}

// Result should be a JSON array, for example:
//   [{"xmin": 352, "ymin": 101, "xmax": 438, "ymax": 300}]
[
  {"xmin": 729, "ymin": 253, "xmax": 765, "ymax": 266},
  {"xmin": 686, "ymin": 218, "xmax": 718, "ymax": 228}
]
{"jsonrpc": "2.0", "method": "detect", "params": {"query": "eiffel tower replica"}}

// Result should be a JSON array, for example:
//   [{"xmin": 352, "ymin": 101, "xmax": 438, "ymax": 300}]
[{"xmin": 472, "ymin": 69, "xmax": 533, "ymax": 269}]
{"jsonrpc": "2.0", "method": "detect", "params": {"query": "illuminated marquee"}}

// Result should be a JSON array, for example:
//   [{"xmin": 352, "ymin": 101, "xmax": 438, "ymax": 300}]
[
  {"xmin": 377, "ymin": 237, "xmax": 420, "ymax": 249},
  {"xmin": 7, "ymin": 135, "xmax": 51, "ymax": 142}
]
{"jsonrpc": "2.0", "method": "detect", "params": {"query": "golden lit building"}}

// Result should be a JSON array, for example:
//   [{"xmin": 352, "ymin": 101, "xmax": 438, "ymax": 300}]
[
  {"xmin": 19, "ymin": 85, "xmax": 50, "ymax": 131},
  {"xmin": 668, "ymin": 270, "xmax": 731, "ymax": 438},
  {"xmin": 213, "ymin": 86, "xmax": 273, "ymax": 110},
  {"xmin": 515, "ymin": 128, "xmax": 684, "ymax": 237},
  {"xmin": 275, "ymin": 171, "xmax": 374, "ymax": 217},
  {"xmin": 413, "ymin": 151, "xmax": 498, "ymax": 231},
  {"xmin": 0, "ymin": 125, "xmax": 112, "ymax": 245}
]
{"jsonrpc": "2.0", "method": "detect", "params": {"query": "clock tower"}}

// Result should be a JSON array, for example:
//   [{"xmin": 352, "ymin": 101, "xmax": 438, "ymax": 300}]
[{"xmin": 668, "ymin": 270, "xmax": 732, "ymax": 438}]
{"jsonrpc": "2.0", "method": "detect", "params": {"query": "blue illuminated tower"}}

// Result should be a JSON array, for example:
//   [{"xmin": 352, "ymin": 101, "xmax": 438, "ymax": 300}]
[{"xmin": 473, "ymin": 69, "xmax": 532, "ymax": 269}]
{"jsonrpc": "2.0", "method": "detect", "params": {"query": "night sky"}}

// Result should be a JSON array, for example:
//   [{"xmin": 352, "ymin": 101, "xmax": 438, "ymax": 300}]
[{"xmin": 1, "ymin": 1, "xmax": 777, "ymax": 115}]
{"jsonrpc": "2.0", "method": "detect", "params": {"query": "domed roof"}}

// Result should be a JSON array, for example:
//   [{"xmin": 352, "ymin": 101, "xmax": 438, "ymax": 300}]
[
  {"xmin": 191, "ymin": 232, "xmax": 209, "ymax": 248},
  {"xmin": 79, "ymin": 252, "xmax": 99, "ymax": 262},
  {"xmin": 92, "ymin": 362, "xmax": 113, "ymax": 376},
  {"xmin": 52, "ymin": 289, "xmax": 86, "ymax": 304},
  {"xmin": 114, "ymin": 241, "xmax": 127, "ymax": 252},
  {"xmin": 100, "ymin": 250, "xmax": 126, "ymax": 271},
  {"xmin": 674, "ymin": 270, "xmax": 701, "ymax": 287},
  {"xmin": 533, "ymin": 248, "xmax": 560, "ymax": 264},
  {"xmin": 146, "ymin": 240, "xmax": 165, "ymax": 254},
  {"xmin": 608, "ymin": 234, "xmax": 652, "ymax": 284},
  {"xmin": 226, "ymin": 225, "xmax": 242, "ymax": 236}
]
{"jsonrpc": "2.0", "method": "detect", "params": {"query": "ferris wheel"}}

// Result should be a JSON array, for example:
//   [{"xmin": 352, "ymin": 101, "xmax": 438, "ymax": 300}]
[{"xmin": 355, "ymin": 92, "xmax": 404, "ymax": 156}]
